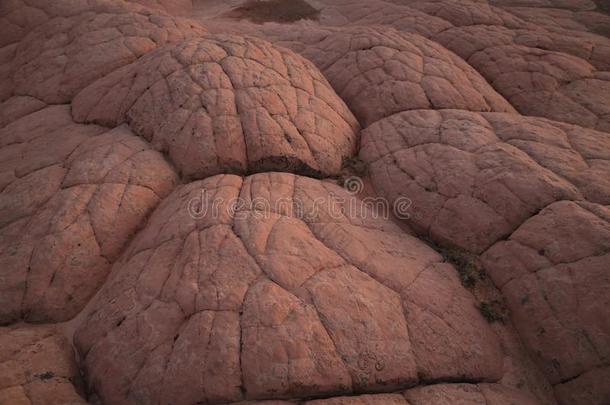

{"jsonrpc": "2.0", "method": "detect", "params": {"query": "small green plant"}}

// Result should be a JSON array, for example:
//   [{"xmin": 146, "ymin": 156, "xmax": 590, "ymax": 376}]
[{"xmin": 478, "ymin": 300, "xmax": 508, "ymax": 323}]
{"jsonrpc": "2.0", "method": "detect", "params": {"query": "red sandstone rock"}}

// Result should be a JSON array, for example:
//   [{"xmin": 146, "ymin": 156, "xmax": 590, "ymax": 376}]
[
  {"xmin": 360, "ymin": 109, "xmax": 607, "ymax": 252},
  {"xmin": 404, "ymin": 382, "xmax": 541, "ymax": 404},
  {"xmin": 0, "ymin": 325, "xmax": 86, "ymax": 404},
  {"xmin": 0, "ymin": 106, "xmax": 178, "ymax": 323},
  {"xmin": 1, "ymin": 0, "xmax": 205, "ymax": 103},
  {"xmin": 1, "ymin": 1, "xmax": 608, "ymax": 404},
  {"xmin": 266, "ymin": 26, "xmax": 515, "ymax": 127},
  {"xmin": 73, "ymin": 35, "xmax": 359, "ymax": 179},
  {"xmin": 74, "ymin": 173, "xmax": 502, "ymax": 404},
  {"xmin": 481, "ymin": 202, "xmax": 610, "ymax": 387}
]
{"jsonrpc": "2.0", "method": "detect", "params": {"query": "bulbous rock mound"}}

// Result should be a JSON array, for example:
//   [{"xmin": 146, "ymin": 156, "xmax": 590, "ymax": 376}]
[
  {"xmin": 75, "ymin": 172, "xmax": 503, "ymax": 405},
  {"xmin": 267, "ymin": 26, "xmax": 515, "ymax": 127},
  {"xmin": 360, "ymin": 109, "xmax": 610, "ymax": 403},
  {"xmin": 482, "ymin": 201, "xmax": 610, "ymax": 396},
  {"xmin": 0, "ymin": 0, "xmax": 206, "ymax": 103},
  {"xmin": 432, "ymin": 25, "xmax": 610, "ymax": 132},
  {"xmin": 0, "ymin": 106, "xmax": 178, "ymax": 324},
  {"xmin": 360, "ymin": 109, "xmax": 610, "ymax": 253},
  {"xmin": 72, "ymin": 35, "xmax": 360, "ymax": 179},
  {"xmin": 0, "ymin": 325, "xmax": 86, "ymax": 404},
  {"xmin": 1, "ymin": 1, "xmax": 609, "ymax": 405}
]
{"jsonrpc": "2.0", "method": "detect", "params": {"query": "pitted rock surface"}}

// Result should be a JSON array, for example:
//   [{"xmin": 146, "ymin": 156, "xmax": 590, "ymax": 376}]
[
  {"xmin": 75, "ymin": 172, "xmax": 502, "ymax": 404},
  {"xmin": 1, "ymin": 0, "xmax": 205, "ymax": 103},
  {"xmin": 0, "ymin": 325, "xmax": 86, "ymax": 404},
  {"xmin": 72, "ymin": 35, "xmax": 360, "ymax": 179},
  {"xmin": 0, "ymin": 106, "xmax": 178, "ymax": 323},
  {"xmin": 265, "ymin": 26, "xmax": 515, "ymax": 127}
]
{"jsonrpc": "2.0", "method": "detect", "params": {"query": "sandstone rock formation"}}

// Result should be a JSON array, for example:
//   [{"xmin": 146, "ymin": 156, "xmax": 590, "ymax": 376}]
[
  {"xmin": 0, "ymin": 325, "xmax": 86, "ymax": 404},
  {"xmin": 0, "ymin": 105, "xmax": 178, "ymax": 323},
  {"xmin": 482, "ymin": 201, "xmax": 610, "ymax": 396},
  {"xmin": 74, "ymin": 173, "xmax": 503, "ymax": 404},
  {"xmin": 0, "ymin": 0, "xmax": 205, "ymax": 102},
  {"xmin": 268, "ymin": 26, "xmax": 515, "ymax": 127},
  {"xmin": 360, "ymin": 109, "xmax": 609, "ymax": 252},
  {"xmin": 1, "ymin": 0, "xmax": 608, "ymax": 404},
  {"xmin": 72, "ymin": 35, "xmax": 359, "ymax": 179}
]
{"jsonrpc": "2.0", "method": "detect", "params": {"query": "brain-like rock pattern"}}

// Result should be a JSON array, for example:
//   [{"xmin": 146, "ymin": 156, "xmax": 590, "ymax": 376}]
[
  {"xmin": 1, "ymin": 0, "xmax": 609, "ymax": 404},
  {"xmin": 294, "ymin": 0, "xmax": 610, "ymax": 132},
  {"xmin": 482, "ymin": 201, "xmax": 610, "ymax": 402},
  {"xmin": 266, "ymin": 26, "xmax": 515, "ymax": 127},
  {"xmin": 360, "ymin": 109, "xmax": 610, "ymax": 252},
  {"xmin": 1, "ymin": 0, "xmax": 205, "ymax": 103},
  {"xmin": 430, "ymin": 26, "xmax": 610, "ymax": 131},
  {"xmin": 383, "ymin": 0, "xmax": 610, "ymax": 71},
  {"xmin": 393, "ymin": 0, "xmax": 527, "ymax": 29},
  {"xmin": 0, "ymin": 325, "xmax": 86, "ymax": 404},
  {"xmin": 360, "ymin": 108, "xmax": 609, "ymax": 404},
  {"xmin": 0, "ymin": 106, "xmax": 178, "ymax": 323},
  {"xmin": 75, "ymin": 172, "xmax": 503, "ymax": 404},
  {"xmin": 488, "ymin": 0, "xmax": 599, "ymax": 12},
  {"xmin": 73, "ymin": 35, "xmax": 359, "ymax": 179}
]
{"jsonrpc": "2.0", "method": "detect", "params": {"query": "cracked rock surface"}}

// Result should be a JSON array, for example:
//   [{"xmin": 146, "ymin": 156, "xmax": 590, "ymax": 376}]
[
  {"xmin": 0, "ymin": 105, "xmax": 178, "ymax": 323},
  {"xmin": 360, "ymin": 109, "xmax": 609, "ymax": 253},
  {"xmin": 260, "ymin": 26, "xmax": 515, "ymax": 127},
  {"xmin": 0, "ymin": 324, "xmax": 86, "ymax": 404},
  {"xmin": 0, "ymin": 0, "xmax": 205, "ymax": 103},
  {"xmin": 75, "ymin": 173, "xmax": 502, "ymax": 404},
  {"xmin": 1, "ymin": 0, "xmax": 609, "ymax": 404},
  {"xmin": 73, "ymin": 35, "xmax": 359, "ymax": 179}
]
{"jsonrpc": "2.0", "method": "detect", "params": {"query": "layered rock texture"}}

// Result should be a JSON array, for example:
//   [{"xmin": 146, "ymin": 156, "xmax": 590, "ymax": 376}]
[{"xmin": 1, "ymin": 0, "xmax": 608, "ymax": 404}]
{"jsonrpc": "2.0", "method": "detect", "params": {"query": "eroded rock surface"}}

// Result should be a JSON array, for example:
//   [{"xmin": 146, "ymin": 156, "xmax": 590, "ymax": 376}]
[
  {"xmin": 360, "ymin": 108, "xmax": 609, "ymax": 404},
  {"xmin": 265, "ymin": 26, "xmax": 515, "ymax": 127},
  {"xmin": 75, "ymin": 173, "xmax": 502, "ymax": 404},
  {"xmin": 73, "ymin": 35, "xmax": 359, "ymax": 179},
  {"xmin": 482, "ymin": 202, "xmax": 610, "ymax": 391},
  {"xmin": 1, "ymin": 0, "xmax": 609, "ymax": 404},
  {"xmin": 360, "ymin": 109, "xmax": 610, "ymax": 252},
  {"xmin": 1, "ymin": 0, "xmax": 205, "ymax": 103},
  {"xmin": 0, "ymin": 106, "xmax": 178, "ymax": 323},
  {"xmin": 0, "ymin": 325, "xmax": 86, "ymax": 404}
]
